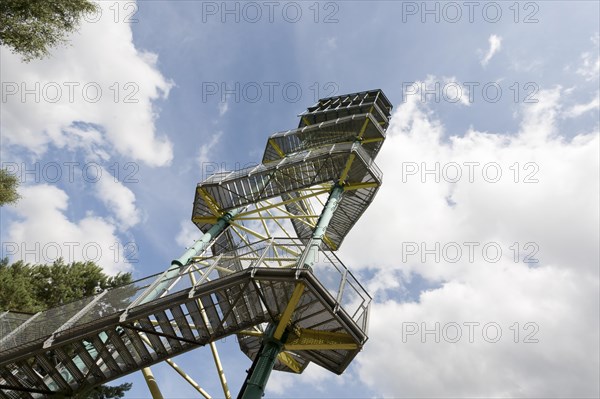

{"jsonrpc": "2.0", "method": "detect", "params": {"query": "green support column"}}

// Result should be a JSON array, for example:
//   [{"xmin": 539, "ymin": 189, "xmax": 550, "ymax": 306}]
[
  {"xmin": 142, "ymin": 209, "xmax": 240, "ymax": 302},
  {"xmin": 300, "ymin": 184, "xmax": 343, "ymax": 269},
  {"xmin": 238, "ymin": 325, "xmax": 286, "ymax": 399},
  {"xmin": 237, "ymin": 185, "xmax": 344, "ymax": 399}
]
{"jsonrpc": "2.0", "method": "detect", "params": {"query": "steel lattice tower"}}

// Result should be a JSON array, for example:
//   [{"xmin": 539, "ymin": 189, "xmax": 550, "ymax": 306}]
[{"xmin": 0, "ymin": 89, "xmax": 393, "ymax": 398}]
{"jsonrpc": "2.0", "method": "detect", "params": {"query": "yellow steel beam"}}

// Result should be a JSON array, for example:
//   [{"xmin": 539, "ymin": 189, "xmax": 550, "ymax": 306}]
[
  {"xmin": 283, "ymin": 329, "xmax": 358, "ymax": 351},
  {"xmin": 228, "ymin": 225, "xmax": 253, "ymax": 249},
  {"xmin": 284, "ymin": 343, "xmax": 358, "ymax": 350},
  {"xmin": 292, "ymin": 328, "xmax": 357, "ymax": 342},
  {"xmin": 273, "ymin": 283, "xmax": 305, "ymax": 340},
  {"xmin": 215, "ymin": 265, "xmax": 235, "ymax": 275},
  {"xmin": 263, "ymin": 201, "xmax": 318, "ymax": 230},
  {"xmin": 236, "ymin": 214, "xmax": 320, "ymax": 220},
  {"xmin": 237, "ymin": 189, "xmax": 329, "ymax": 217},
  {"xmin": 192, "ymin": 216, "xmax": 219, "ymax": 224},
  {"xmin": 166, "ymin": 358, "xmax": 212, "ymax": 399},
  {"xmin": 282, "ymin": 262, "xmax": 302, "ymax": 268},
  {"xmin": 343, "ymin": 182, "xmax": 380, "ymax": 191},
  {"xmin": 257, "ymin": 208, "xmax": 272, "ymax": 242},
  {"xmin": 338, "ymin": 153, "xmax": 356, "ymax": 184},
  {"xmin": 196, "ymin": 187, "xmax": 223, "ymax": 217},
  {"xmin": 314, "ymin": 190, "xmax": 326, "ymax": 207},
  {"xmin": 302, "ymin": 185, "xmax": 333, "ymax": 191},
  {"xmin": 257, "ymin": 208, "xmax": 286, "ymax": 267},
  {"xmin": 231, "ymin": 224, "xmax": 300, "ymax": 257},
  {"xmin": 277, "ymin": 351, "xmax": 303, "ymax": 373},
  {"xmin": 295, "ymin": 189, "xmax": 319, "ymax": 228},
  {"xmin": 141, "ymin": 367, "xmax": 164, "ymax": 399},
  {"xmin": 323, "ymin": 235, "xmax": 337, "ymax": 251},
  {"xmin": 229, "ymin": 222, "xmax": 269, "ymax": 240},
  {"xmin": 139, "ymin": 333, "xmax": 212, "ymax": 399},
  {"xmin": 229, "ymin": 223, "xmax": 298, "ymax": 265},
  {"xmin": 210, "ymin": 340, "xmax": 230, "ymax": 399},
  {"xmin": 360, "ymin": 137, "xmax": 384, "ymax": 144},
  {"xmin": 357, "ymin": 117, "xmax": 371, "ymax": 139},
  {"xmin": 262, "ymin": 204, "xmax": 296, "ymax": 239},
  {"xmin": 268, "ymin": 138, "xmax": 286, "ymax": 158},
  {"xmin": 302, "ymin": 116, "xmax": 312, "ymax": 126}
]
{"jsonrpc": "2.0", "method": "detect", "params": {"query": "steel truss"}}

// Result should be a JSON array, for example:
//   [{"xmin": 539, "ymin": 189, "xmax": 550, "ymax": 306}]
[{"xmin": 0, "ymin": 89, "xmax": 392, "ymax": 398}]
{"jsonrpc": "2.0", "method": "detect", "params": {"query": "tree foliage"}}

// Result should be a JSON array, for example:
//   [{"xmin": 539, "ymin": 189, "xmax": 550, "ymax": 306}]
[
  {"xmin": 78, "ymin": 383, "xmax": 133, "ymax": 399},
  {"xmin": 1, "ymin": 2, "xmax": 134, "ymax": 397},
  {"xmin": 0, "ymin": 0, "xmax": 98, "ymax": 62},
  {"xmin": 0, "ymin": 168, "xmax": 20, "ymax": 206},
  {"xmin": 0, "ymin": 258, "xmax": 132, "ymax": 312},
  {"xmin": 0, "ymin": 258, "xmax": 134, "ymax": 397}
]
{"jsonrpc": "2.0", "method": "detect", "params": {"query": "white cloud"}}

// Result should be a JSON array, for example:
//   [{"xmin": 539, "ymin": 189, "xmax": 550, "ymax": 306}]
[
  {"xmin": 563, "ymin": 92, "xmax": 600, "ymax": 118},
  {"xmin": 4, "ymin": 184, "xmax": 132, "ymax": 275},
  {"xmin": 197, "ymin": 131, "xmax": 223, "ymax": 167},
  {"xmin": 0, "ymin": 1, "xmax": 173, "ymax": 166},
  {"xmin": 266, "ymin": 372, "xmax": 295, "ymax": 395},
  {"xmin": 175, "ymin": 219, "xmax": 201, "ymax": 248},
  {"xmin": 442, "ymin": 76, "xmax": 471, "ymax": 106},
  {"xmin": 365, "ymin": 268, "xmax": 405, "ymax": 300},
  {"xmin": 577, "ymin": 34, "xmax": 600, "ymax": 80},
  {"xmin": 267, "ymin": 363, "xmax": 339, "ymax": 395},
  {"xmin": 402, "ymin": 75, "xmax": 472, "ymax": 106},
  {"xmin": 218, "ymin": 101, "xmax": 229, "ymax": 117},
  {"xmin": 344, "ymin": 87, "xmax": 598, "ymax": 278},
  {"xmin": 360, "ymin": 264, "xmax": 598, "ymax": 397},
  {"xmin": 94, "ymin": 167, "xmax": 141, "ymax": 229},
  {"xmin": 481, "ymin": 34, "xmax": 502, "ymax": 66},
  {"xmin": 334, "ymin": 85, "xmax": 599, "ymax": 397}
]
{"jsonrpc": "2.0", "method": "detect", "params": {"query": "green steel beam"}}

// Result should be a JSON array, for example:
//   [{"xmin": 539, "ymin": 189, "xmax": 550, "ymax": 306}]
[
  {"xmin": 139, "ymin": 209, "xmax": 240, "ymax": 303},
  {"xmin": 237, "ymin": 325, "xmax": 285, "ymax": 399},
  {"xmin": 300, "ymin": 184, "xmax": 343, "ymax": 269}
]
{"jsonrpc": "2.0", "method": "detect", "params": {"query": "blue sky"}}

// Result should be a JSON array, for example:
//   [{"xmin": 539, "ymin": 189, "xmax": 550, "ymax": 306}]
[{"xmin": 1, "ymin": 1, "xmax": 599, "ymax": 398}]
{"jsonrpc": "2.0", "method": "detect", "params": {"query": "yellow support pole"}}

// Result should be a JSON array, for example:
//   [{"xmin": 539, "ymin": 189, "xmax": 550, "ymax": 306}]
[
  {"xmin": 165, "ymin": 358, "xmax": 212, "ymax": 399},
  {"xmin": 209, "ymin": 340, "xmax": 231, "ymax": 399},
  {"xmin": 189, "ymin": 270, "xmax": 232, "ymax": 399},
  {"xmin": 141, "ymin": 367, "xmax": 164, "ymax": 399},
  {"xmin": 138, "ymin": 333, "xmax": 213, "ymax": 399},
  {"xmin": 338, "ymin": 154, "xmax": 356, "ymax": 184},
  {"xmin": 236, "ymin": 189, "xmax": 328, "ymax": 217},
  {"xmin": 357, "ymin": 116, "xmax": 371, "ymax": 139},
  {"xmin": 273, "ymin": 283, "xmax": 305, "ymax": 340}
]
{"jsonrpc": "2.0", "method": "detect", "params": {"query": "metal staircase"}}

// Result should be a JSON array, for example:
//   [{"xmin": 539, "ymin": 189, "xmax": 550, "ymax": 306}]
[{"xmin": 0, "ymin": 89, "xmax": 392, "ymax": 398}]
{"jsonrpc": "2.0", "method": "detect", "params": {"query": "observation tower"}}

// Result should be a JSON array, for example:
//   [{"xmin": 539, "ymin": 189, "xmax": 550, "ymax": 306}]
[{"xmin": 0, "ymin": 89, "xmax": 392, "ymax": 398}]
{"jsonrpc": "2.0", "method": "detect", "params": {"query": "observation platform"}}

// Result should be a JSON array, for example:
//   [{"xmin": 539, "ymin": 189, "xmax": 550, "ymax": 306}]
[
  {"xmin": 0, "ymin": 89, "xmax": 391, "ymax": 398},
  {"xmin": 192, "ymin": 89, "xmax": 393, "ymax": 251}
]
